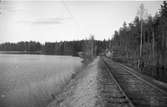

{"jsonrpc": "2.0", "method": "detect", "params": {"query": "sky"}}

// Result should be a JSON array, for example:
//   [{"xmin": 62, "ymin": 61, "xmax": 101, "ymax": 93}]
[{"xmin": 0, "ymin": 0, "xmax": 163, "ymax": 43}]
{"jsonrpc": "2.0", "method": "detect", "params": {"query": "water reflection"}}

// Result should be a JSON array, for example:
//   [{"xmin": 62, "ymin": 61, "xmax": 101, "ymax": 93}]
[{"xmin": 0, "ymin": 54, "xmax": 81, "ymax": 107}]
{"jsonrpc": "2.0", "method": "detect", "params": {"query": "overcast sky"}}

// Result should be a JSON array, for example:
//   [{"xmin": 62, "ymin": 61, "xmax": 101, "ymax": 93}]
[{"xmin": 0, "ymin": 0, "xmax": 162, "ymax": 43}]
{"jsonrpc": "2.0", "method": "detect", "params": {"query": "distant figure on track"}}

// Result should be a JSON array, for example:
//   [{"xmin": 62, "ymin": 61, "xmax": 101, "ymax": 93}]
[{"xmin": 138, "ymin": 58, "xmax": 144, "ymax": 72}]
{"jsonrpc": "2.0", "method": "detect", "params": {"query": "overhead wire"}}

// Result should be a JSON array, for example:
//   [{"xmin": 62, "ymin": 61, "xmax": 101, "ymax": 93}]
[{"xmin": 61, "ymin": 0, "xmax": 83, "ymax": 38}]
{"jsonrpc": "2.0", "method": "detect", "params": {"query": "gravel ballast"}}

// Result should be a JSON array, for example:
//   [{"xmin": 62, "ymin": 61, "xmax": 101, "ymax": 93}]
[{"xmin": 47, "ymin": 57, "xmax": 130, "ymax": 107}]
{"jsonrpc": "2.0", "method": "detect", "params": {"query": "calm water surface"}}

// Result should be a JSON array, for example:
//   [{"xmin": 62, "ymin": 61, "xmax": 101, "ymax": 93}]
[{"xmin": 0, "ymin": 54, "xmax": 82, "ymax": 107}]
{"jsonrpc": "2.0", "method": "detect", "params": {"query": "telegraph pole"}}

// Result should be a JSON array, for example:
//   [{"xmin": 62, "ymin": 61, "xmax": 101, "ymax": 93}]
[
  {"xmin": 138, "ymin": 3, "xmax": 145, "ymax": 71},
  {"xmin": 140, "ymin": 16, "xmax": 143, "ymax": 61}
]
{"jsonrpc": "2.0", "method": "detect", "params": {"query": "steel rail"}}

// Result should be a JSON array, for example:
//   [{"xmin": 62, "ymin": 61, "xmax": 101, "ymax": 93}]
[
  {"xmin": 101, "ymin": 57, "xmax": 135, "ymax": 107},
  {"xmin": 118, "ymin": 63, "xmax": 167, "ymax": 96},
  {"xmin": 103, "ymin": 57, "xmax": 167, "ymax": 107}
]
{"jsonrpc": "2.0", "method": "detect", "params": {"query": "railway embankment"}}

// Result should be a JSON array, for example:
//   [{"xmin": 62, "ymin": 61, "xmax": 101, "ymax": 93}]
[
  {"xmin": 47, "ymin": 57, "xmax": 99, "ymax": 107},
  {"xmin": 47, "ymin": 56, "xmax": 134, "ymax": 107},
  {"xmin": 48, "ymin": 56, "xmax": 167, "ymax": 107}
]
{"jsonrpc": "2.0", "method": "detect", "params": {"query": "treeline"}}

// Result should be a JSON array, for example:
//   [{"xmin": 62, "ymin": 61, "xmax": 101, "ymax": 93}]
[
  {"xmin": 0, "ymin": 41, "xmax": 41, "ymax": 52},
  {"xmin": 0, "ymin": 39, "xmax": 110, "ymax": 56},
  {"xmin": 111, "ymin": 1, "xmax": 167, "ymax": 81}
]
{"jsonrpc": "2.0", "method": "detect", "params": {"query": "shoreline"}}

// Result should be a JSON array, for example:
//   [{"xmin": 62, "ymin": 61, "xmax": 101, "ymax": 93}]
[
  {"xmin": 0, "ymin": 51, "xmax": 79, "ymax": 57},
  {"xmin": 47, "ymin": 57, "xmax": 101, "ymax": 107}
]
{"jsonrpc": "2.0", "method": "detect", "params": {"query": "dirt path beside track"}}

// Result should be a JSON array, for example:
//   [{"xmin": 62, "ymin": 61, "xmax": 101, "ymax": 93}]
[
  {"xmin": 47, "ymin": 58, "xmax": 100, "ymax": 107},
  {"xmin": 47, "ymin": 57, "xmax": 129, "ymax": 107}
]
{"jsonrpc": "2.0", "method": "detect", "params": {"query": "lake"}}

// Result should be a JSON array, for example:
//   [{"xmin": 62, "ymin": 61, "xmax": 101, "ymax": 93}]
[{"xmin": 0, "ymin": 54, "xmax": 82, "ymax": 107}]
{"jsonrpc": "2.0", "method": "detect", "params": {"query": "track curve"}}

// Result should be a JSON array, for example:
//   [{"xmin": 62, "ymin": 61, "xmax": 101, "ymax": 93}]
[{"xmin": 102, "ymin": 57, "xmax": 167, "ymax": 107}]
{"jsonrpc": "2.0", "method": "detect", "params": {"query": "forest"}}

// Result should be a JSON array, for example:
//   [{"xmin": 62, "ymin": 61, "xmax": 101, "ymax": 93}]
[
  {"xmin": 0, "ymin": 39, "xmax": 109, "ymax": 56},
  {"xmin": 0, "ymin": 1, "xmax": 166, "ymax": 82},
  {"xmin": 111, "ymin": 1, "xmax": 167, "ymax": 82}
]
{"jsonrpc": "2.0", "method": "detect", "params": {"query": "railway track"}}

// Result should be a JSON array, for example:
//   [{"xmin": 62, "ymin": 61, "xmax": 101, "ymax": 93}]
[
  {"xmin": 102, "ymin": 57, "xmax": 167, "ymax": 107},
  {"xmin": 99, "ymin": 58, "xmax": 135, "ymax": 107}
]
